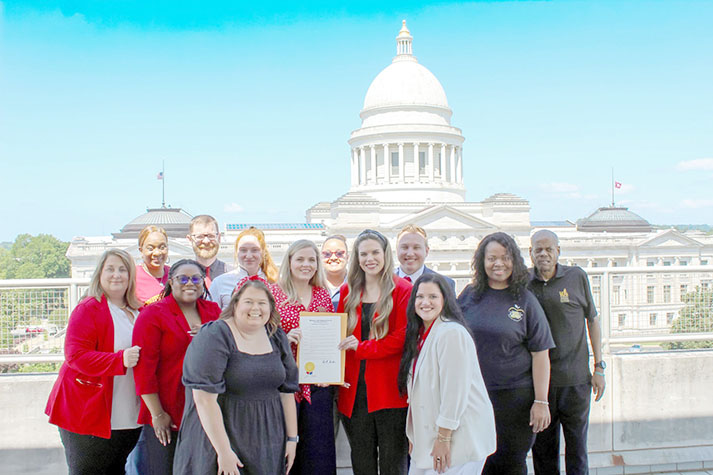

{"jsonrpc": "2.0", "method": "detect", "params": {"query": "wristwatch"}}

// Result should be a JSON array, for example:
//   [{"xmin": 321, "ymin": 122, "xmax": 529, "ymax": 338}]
[
  {"xmin": 594, "ymin": 360, "xmax": 606, "ymax": 370},
  {"xmin": 287, "ymin": 436, "xmax": 299, "ymax": 443}
]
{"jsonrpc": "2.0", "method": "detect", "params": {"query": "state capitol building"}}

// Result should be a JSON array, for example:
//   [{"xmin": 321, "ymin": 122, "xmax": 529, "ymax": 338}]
[{"xmin": 68, "ymin": 22, "xmax": 713, "ymax": 335}]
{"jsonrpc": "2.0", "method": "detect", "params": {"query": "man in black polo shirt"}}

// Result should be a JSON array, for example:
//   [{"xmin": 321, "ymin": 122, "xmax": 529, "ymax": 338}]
[{"xmin": 529, "ymin": 230, "xmax": 605, "ymax": 475}]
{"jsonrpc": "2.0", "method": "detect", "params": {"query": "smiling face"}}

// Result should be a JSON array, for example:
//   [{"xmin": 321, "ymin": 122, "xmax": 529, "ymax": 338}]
[
  {"xmin": 237, "ymin": 235, "xmax": 263, "ymax": 275},
  {"xmin": 140, "ymin": 231, "xmax": 168, "ymax": 271},
  {"xmin": 189, "ymin": 221, "xmax": 220, "ymax": 261},
  {"xmin": 358, "ymin": 238, "xmax": 385, "ymax": 278},
  {"xmin": 233, "ymin": 285, "xmax": 271, "ymax": 331},
  {"xmin": 290, "ymin": 246, "xmax": 318, "ymax": 284},
  {"xmin": 484, "ymin": 241, "xmax": 513, "ymax": 290},
  {"xmin": 170, "ymin": 263, "xmax": 204, "ymax": 306},
  {"xmin": 100, "ymin": 254, "xmax": 130, "ymax": 300},
  {"xmin": 397, "ymin": 232, "xmax": 429, "ymax": 275},
  {"xmin": 321, "ymin": 238, "xmax": 348, "ymax": 275},
  {"xmin": 414, "ymin": 281, "xmax": 443, "ymax": 327}
]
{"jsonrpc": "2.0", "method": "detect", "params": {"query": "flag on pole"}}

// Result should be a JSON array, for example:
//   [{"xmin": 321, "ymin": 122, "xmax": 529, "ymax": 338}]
[
  {"xmin": 157, "ymin": 172, "xmax": 164, "ymax": 180},
  {"xmin": 614, "ymin": 181, "xmax": 622, "ymax": 189}
]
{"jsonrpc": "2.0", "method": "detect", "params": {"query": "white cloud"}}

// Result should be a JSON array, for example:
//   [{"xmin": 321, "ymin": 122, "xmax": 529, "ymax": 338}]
[
  {"xmin": 676, "ymin": 158, "xmax": 713, "ymax": 171},
  {"xmin": 681, "ymin": 199, "xmax": 713, "ymax": 209},
  {"xmin": 223, "ymin": 202, "xmax": 244, "ymax": 213}
]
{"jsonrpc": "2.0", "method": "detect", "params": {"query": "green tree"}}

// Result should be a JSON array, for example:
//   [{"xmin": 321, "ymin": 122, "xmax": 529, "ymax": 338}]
[
  {"xmin": 0, "ymin": 234, "xmax": 70, "ymax": 279},
  {"xmin": 664, "ymin": 287, "xmax": 713, "ymax": 350}
]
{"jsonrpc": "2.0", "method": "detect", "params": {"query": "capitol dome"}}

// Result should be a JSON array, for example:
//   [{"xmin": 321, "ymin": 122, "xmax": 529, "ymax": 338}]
[
  {"xmin": 112, "ymin": 207, "xmax": 193, "ymax": 239},
  {"xmin": 363, "ymin": 59, "xmax": 449, "ymax": 110},
  {"xmin": 577, "ymin": 206, "xmax": 652, "ymax": 233}
]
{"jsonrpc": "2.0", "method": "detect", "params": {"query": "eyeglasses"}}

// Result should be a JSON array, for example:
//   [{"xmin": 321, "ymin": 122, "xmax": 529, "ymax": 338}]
[
  {"xmin": 322, "ymin": 250, "xmax": 347, "ymax": 259},
  {"xmin": 190, "ymin": 233, "xmax": 218, "ymax": 242},
  {"xmin": 173, "ymin": 275, "xmax": 204, "ymax": 285}
]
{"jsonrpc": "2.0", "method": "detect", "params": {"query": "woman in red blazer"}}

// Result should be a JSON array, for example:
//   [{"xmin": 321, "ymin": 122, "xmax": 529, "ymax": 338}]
[
  {"xmin": 337, "ymin": 229, "xmax": 412, "ymax": 475},
  {"xmin": 46, "ymin": 249, "xmax": 143, "ymax": 475},
  {"xmin": 132, "ymin": 259, "xmax": 221, "ymax": 475}
]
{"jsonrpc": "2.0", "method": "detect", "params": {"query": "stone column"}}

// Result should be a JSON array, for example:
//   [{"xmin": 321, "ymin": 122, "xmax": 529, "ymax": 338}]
[
  {"xmin": 359, "ymin": 147, "xmax": 366, "ymax": 185},
  {"xmin": 428, "ymin": 143, "xmax": 435, "ymax": 182},
  {"xmin": 449, "ymin": 145, "xmax": 456, "ymax": 182},
  {"xmin": 370, "ymin": 145, "xmax": 377, "ymax": 184},
  {"xmin": 383, "ymin": 143, "xmax": 390, "ymax": 184},
  {"xmin": 414, "ymin": 142, "xmax": 420, "ymax": 183},
  {"xmin": 351, "ymin": 148, "xmax": 358, "ymax": 186},
  {"xmin": 398, "ymin": 143, "xmax": 405, "ymax": 183},
  {"xmin": 457, "ymin": 146, "xmax": 463, "ymax": 183},
  {"xmin": 440, "ymin": 143, "xmax": 446, "ymax": 182}
]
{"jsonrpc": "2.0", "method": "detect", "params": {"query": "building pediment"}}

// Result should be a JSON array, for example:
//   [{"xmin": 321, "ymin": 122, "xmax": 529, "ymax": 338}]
[
  {"xmin": 385, "ymin": 204, "xmax": 497, "ymax": 233},
  {"xmin": 638, "ymin": 229, "xmax": 703, "ymax": 248}
]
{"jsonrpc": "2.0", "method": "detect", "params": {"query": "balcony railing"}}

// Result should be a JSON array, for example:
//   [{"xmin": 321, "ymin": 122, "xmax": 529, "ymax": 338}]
[{"xmin": 1, "ymin": 266, "xmax": 711, "ymax": 365}]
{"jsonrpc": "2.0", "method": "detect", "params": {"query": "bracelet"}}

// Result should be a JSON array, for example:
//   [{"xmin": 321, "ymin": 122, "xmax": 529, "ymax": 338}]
[
  {"xmin": 151, "ymin": 412, "xmax": 167, "ymax": 420},
  {"xmin": 534, "ymin": 400, "xmax": 549, "ymax": 406},
  {"xmin": 287, "ymin": 436, "xmax": 299, "ymax": 443},
  {"xmin": 594, "ymin": 371, "xmax": 605, "ymax": 377},
  {"xmin": 437, "ymin": 434, "xmax": 452, "ymax": 443}
]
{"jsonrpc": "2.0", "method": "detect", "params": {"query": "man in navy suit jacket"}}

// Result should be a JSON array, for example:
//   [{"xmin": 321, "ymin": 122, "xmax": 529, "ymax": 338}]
[{"xmin": 395, "ymin": 224, "xmax": 456, "ymax": 290}]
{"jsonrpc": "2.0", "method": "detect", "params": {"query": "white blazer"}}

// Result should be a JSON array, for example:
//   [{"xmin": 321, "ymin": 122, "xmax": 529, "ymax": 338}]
[{"xmin": 406, "ymin": 318, "xmax": 497, "ymax": 469}]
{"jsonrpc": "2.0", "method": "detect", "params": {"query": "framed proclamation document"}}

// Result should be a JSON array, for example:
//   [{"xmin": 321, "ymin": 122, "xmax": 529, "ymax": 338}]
[{"xmin": 296, "ymin": 312, "xmax": 347, "ymax": 385}]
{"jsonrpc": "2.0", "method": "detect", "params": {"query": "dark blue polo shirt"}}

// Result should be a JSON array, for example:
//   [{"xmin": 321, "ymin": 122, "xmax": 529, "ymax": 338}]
[
  {"xmin": 458, "ymin": 285, "xmax": 555, "ymax": 391},
  {"xmin": 528, "ymin": 264, "xmax": 597, "ymax": 387}
]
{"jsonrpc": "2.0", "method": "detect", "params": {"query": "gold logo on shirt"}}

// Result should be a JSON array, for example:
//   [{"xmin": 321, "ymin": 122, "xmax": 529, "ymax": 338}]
[
  {"xmin": 508, "ymin": 305, "xmax": 524, "ymax": 322},
  {"xmin": 559, "ymin": 288, "xmax": 570, "ymax": 303}
]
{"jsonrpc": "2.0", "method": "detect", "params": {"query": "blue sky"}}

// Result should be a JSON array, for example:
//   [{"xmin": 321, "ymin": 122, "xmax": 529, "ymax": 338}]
[{"xmin": 1, "ymin": 0, "xmax": 712, "ymax": 242}]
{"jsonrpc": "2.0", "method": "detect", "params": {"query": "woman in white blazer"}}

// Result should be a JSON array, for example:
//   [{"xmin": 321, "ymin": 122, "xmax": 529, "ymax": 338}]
[{"xmin": 398, "ymin": 273, "xmax": 496, "ymax": 474}]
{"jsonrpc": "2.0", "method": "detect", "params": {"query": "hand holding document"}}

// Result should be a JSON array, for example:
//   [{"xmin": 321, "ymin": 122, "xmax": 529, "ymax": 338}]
[{"xmin": 297, "ymin": 312, "xmax": 347, "ymax": 385}]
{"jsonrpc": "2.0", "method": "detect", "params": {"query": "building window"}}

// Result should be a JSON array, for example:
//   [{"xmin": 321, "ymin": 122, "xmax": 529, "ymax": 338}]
[
  {"xmin": 702, "ymin": 260, "xmax": 709, "ymax": 265},
  {"xmin": 680, "ymin": 260, "xmax": 688, "ymax": 266},
  {"xmin": 703, "ymin": 281, "xmax": 711, "ymax": 290},
  {"xmin": 649, "ymin": 313, "xmax": 657, "ymax": 326},
  {"xmin": 647, "ymin": 286, "xmax": 655, "ymax": 304},
  {"xmin": 663, "ymin": 285, "xmax": 671, "ymax": 303},
  {"xmin": 419, "ymin": 151, "xmax": 426, "ymax": 175},
  {"xmin": 666, "ymin": 313, "xmax": 675, "ymax": 325},
  {"xmin": 680, "ymin": 284, "xmax": 688, "ymax": 297},
  {"xmin": 647, "ymin": 260, "xmax": 655, "ymax": 267},
  {"xmin": 435, "ymin": 152, "xmax": 441, "ymax": 175},
  {"xmin": 391, "ymin": 152, "xmax": 399, "ymax": 175},
  {"xmin": 618, "ymin": 314, "xmax": 626, "ymax": 328},
  {"xmin": 613, "ymin": 286, "xmax": 620, "ymax": 305}
]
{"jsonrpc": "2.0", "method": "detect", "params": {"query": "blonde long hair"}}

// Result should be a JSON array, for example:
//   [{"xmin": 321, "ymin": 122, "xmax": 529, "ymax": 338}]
[
  {"xmin": 344, "ymin": 230, "xmax": 396, "ymax": 339},
  {"xmin": 86, "ymin": 249, "xmax": 142, "ymax": 310},
  {"xmin": 233, "ymin": 227, "xmax": 279, "ymax": 283},
  {"xmin": 278, "ymin": 240, "xmax": 327, "ymax": 305}
]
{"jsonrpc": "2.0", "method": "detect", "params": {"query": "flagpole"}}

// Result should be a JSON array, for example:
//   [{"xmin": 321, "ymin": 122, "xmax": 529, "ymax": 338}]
[
  {"xmin": 611, "ymin": 167, "xmax": 614, "ymax": 207},
  {"xmin": 162, "ymin": 160, "xmax": 165, "ymax": 208}
]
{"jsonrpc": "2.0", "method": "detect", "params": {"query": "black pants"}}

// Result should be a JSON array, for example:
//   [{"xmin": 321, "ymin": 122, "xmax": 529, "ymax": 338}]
[
  {"xmin": 483, "ymin": 387, "xmax": 537, "ymax": 475},
  {"xmin": 341, "ymin": 385, "xmax": 408, "ymax": 475},
  {"xmin": 533, "ymin": 383, "xmax": 592, "ymax": 475},
  {"xmin": 293, "ymin": 386, "xmax": 337, "ymax": 474},
  {"xmin": 143, "ymin": 424, "xmax": 178, "ymax": 475},
  {"xmin": 59, "ymin": 427, "xmax": 141, "ymax": 475}
]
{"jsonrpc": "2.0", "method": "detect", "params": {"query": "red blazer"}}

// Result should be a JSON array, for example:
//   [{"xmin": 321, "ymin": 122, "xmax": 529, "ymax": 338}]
[
  {"xmin": 337, "ymin": 275, "xmax": 412, "ymax": 418},
  {"xmin": 132, "ymin": 294, "xmax": 220, "ymax": 428},
  {"xmin": 45, "ymin": 295, "xmax": 128, "ymax": 439}
]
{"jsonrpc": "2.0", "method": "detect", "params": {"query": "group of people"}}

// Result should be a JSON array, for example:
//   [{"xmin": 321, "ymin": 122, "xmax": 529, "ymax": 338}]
[{"xmin": 45, "ymin": 215, "xmax": 605, "ymax": 475}]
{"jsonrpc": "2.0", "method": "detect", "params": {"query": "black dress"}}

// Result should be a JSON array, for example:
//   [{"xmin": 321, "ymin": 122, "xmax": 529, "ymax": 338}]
[{"xmin": 173, "ymin": 320, "xmax": 299, "ymax": 475}]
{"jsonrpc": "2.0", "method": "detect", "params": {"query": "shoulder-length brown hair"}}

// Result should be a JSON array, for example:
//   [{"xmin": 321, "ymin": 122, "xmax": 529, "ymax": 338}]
[
  {"xmin": 233, "ymin": 227, "xmax": 279, "ymax": 283},
  {"xmin": 344, "ymin": 229, "xmax": 396, "ymax": 339},
  {"xmin": 219, "ymin": 279, "xmax": 280, "ymax": 336},
  {"xmin": 86, "ymin": 249, "xmax": 142, "ymax": 310}
]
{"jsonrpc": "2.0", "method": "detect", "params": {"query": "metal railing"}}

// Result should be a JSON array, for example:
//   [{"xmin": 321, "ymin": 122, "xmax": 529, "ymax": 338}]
[{"xmin": 0, "ymin": 267, "xmax": 711, "ymax": 365}]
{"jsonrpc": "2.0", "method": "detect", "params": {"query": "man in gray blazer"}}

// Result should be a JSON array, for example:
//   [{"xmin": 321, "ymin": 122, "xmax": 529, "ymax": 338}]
[{"xmin": 395, "ymin": 224, "xmax": 456, "ymax": 290}]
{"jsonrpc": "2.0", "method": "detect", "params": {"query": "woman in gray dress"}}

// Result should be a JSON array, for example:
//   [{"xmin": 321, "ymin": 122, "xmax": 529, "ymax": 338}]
[{"xmin": 173, "ymin": 277, "xmax": 299, "ymax": 475}]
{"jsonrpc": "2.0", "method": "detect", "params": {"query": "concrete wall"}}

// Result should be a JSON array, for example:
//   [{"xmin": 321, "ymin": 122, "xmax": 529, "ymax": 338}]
[{"xmin": 2, "ymin": 350, "xmax": 713, "ymax": 475}]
